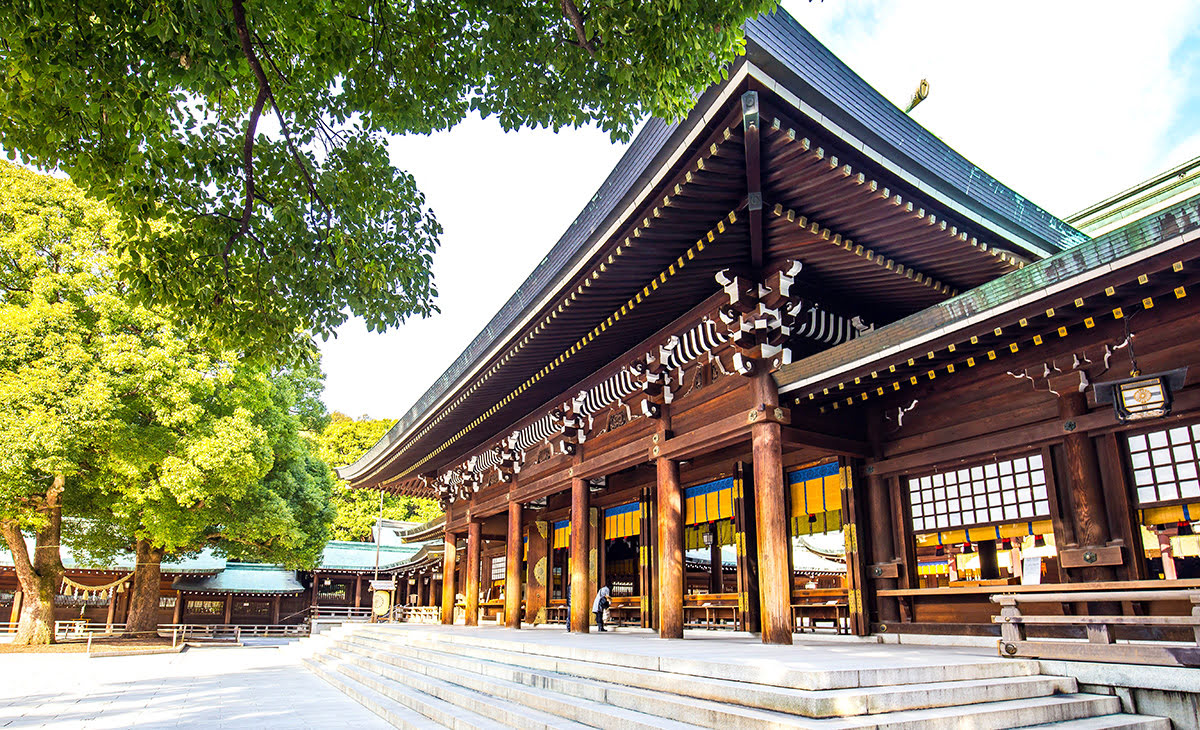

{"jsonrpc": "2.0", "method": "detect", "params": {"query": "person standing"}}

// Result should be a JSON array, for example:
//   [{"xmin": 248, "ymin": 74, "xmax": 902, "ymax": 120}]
[{"xmin": 592, "ymin": 584, "xmax": 611, "ymax": 632}]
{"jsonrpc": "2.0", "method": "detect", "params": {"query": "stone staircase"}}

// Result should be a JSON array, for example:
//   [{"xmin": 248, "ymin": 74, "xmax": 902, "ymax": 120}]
[{"xmin": 299, "ymin": 624, "xmax": 1170, "ymax": 729}]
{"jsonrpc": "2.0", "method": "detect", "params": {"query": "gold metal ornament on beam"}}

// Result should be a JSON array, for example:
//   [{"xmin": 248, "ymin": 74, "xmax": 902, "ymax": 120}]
[{"xmin": 904, "ymin": 79, "xmax": 930, "ymax": 113}]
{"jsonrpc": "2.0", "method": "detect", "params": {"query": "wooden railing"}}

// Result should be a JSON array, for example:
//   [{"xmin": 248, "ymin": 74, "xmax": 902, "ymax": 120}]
[
  {"xmin": 160, "ymin": 623, "xmax": 310, "ymax": 642},
  {"xmin": 53, "ymin": 621, "xmax": 128, "ymax": 639},
  {"xmin": 992, "ymin": 589, "xmax": 1200, "ymax": 666},
  {"xmin": 395, "ymin": 606, "xmax": 441, "ymax": 623},
  {"xmin": 310, "ymin": 605, "xmax": 374, "ymax": 621}
]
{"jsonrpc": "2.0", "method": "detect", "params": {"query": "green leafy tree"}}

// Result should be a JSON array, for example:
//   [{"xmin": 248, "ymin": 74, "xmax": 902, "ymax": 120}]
[
  {"xmin": 0, "ymin": 161, "xmax": 125, "ymax": 644},
  {"xmin": 0, "ymin": 0, "xmax": 775, "ymax": 358},
  {"xmin": 316, "ymin": 413, "xmax": 441, "ymax": 542},
  {"xmin": 73, "ymin": 365, "xmax": 336, "ymax": 635},
  {"xmin": 0, "ymin": 161, "xmax": 334, "ymax": 641}
]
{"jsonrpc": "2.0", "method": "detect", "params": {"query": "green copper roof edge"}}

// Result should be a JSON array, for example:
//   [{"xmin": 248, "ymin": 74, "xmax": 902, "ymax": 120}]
[{"xmin": 777, "ymin": 191, "xmax": 1200, "ymax": 392}]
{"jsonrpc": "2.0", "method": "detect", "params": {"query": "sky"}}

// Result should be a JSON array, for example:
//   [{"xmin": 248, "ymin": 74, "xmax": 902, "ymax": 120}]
[{"xmin": 318, "ymin": 0, "xmax": 1200, "ymax": 422}]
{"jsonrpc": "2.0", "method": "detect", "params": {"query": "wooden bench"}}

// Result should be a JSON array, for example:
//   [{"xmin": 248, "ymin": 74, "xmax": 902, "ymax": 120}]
[
  {"xmin": 683, "ymin": 593, "xmax": 740, "ymax": 630},
  {"xmin": 992, "ymin": 589, "xmax": 1200, "ymax": 666},
  {"xmin": 607, "ymin": 596, "xmax": 641, "ymax": 626},
  {"xmin": 792, "ymin": 601, "xmax": 849, "ymax": 634}
]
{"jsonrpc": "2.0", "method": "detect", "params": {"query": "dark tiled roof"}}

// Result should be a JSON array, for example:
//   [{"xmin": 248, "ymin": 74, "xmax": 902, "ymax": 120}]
[{"xmin": 744, "ymin": 10, "xmax": 1086, "ymax": 255}]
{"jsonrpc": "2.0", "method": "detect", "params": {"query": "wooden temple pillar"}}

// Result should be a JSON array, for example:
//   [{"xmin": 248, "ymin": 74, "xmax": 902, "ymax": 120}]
[
  {"xmin": 441, "ymin": 530, "xmax": 457, "ymax": 624},
  {"xmin": 708, "ymin": 522, "xmax": 723, "ymax": 594},
  {"xmin": 172, "ymin": 591, "xmax": 183, "ymax": 624},
  {"xmin": 865, "ymin": 410, "xmax": 900, "ymax": 625},
  {"xmin": 526, "ymin": 519, "xmax": 549, "ymax": 624},
  {"xmin": 465, "ymin": 520, "xmax": 481, "ymax": 626},
  {"xmin": 223, "ymin": 594, "xmax": 233, "ymax": 624},
  {"xmin": 656, "ymin": 413, "xmax": 685, "ymax": 640},
  {"xmin": 270, "ymin": 595, "xmax": 281, "ymax": 624},
  {"xmin": 638, "ymin": 487, "xmax": 657, "ymax": 629},
  {"xmin": 750, "ymin": 372, "xmax": 793, "ymax": 645},
  {"xmin": 1056, "ymin": 391, "xmax": 1117, "ymax": 583},
  {"xmin": 505, "ymin": 500, "xmax": 524, "ymax": 628},
  {"xmin": 354, "ymin": 575, "xmax": 363, "ymax": 608},
  {"xmin": 733, "ymin": 461, "xmax": 760, "ymax": 633},
  {"xmin": 569, "ymin": 474, "xmax": 591, "ymax": 633}
]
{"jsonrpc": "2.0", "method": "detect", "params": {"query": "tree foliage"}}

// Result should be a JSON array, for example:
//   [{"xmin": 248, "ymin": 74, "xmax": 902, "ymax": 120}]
[
  {"xmin": 0, "ymin": 161, "xmax": 335, "ymax": 639},
  {"xmin": 0, "ymin": 0, "xmax": 776, "ymax": 357},
  {"xmin": 315, "ymin": 413, "xmax": 440, "ymax": 542}
]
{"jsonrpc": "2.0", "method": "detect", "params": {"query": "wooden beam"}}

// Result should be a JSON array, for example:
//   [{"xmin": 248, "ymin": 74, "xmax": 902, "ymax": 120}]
[
  {"xmin": 1057, "ymin": 391, "xmax": 1115, "ymax": 583},
  {"xmin": 656, "ymin": 447, "xmax": 684, "ymax": 639},
  {"xmin": 572, "ymin": 437, "xmax": 650, "ymax": 481},
  {"xmin": 743, "ymin": 90, "xmax": 764, "ymax": 269},
  {"xmin": 870, "ymin": 387, "xmax": 1200, "ymax": 476},
  {"xmin": 780, "ymin": 426, "xmax": 869, "ymax": 457}
]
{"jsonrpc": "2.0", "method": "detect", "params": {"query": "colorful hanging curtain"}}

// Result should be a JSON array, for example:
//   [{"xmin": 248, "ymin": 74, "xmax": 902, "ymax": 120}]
[
  {"xmin": 684, "ymin": 518, "xmax": 735, "ymax": 550},
  {"xmin": 552, "ymin": 520, "xmax": 570, "ymax": 549},
  {"xmin": 60, "ymin": 572, "xmax": 132, "ymax": 598},
  {"xmin": 604, "ymin": 502, "xmax": 640, "ymax": 540},
  {"xmin": 684, "ymin": 478, "xmax": 735, "ymax": 525},
  {"xmin": 1140, "ymin": 502, "xmax": 1199, "ymax": 528},
  {"xmin": 917, "ymin": 561, "xmax": 950, "ymax": 576},
  {"xmin": 914, "ymin": 519, "xmax": 1054, "ymax": 547},
  {"xmin": 788, "ymin": 461, "xmax": 842, "ymax": 535}
]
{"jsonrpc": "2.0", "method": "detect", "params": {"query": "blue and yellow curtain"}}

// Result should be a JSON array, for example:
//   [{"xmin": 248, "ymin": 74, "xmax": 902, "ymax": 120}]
[
  {"xmin": 684, "ymin": 478, "xmax": 735, "ymax": 525},
  {"xmin": 552, "ymin": 519, "xmax": 570, "ymax": 549},
  {"xmin": 914, "ymin": 519, "xmax": 1053, "ymax": 548},
  {"xmin": 685, "ymin": 519, "xmax": 735, "ymax": 550},
  {"xmin": 1140, "ymin": 501, "xmax": 1199, "ymax": 528},
  {"xmin": 788, "ymin": 461, "xmax": 842, "ymax": 536},
  {"xmin": 604, "ymin": 502, "xmax": 641, "ymax": 540}
]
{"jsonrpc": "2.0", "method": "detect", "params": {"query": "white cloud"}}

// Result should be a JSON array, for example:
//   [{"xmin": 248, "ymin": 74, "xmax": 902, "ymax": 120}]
[{"xmin": 320, "ymin": 3, "xmax": 1200, "ymax": 422}]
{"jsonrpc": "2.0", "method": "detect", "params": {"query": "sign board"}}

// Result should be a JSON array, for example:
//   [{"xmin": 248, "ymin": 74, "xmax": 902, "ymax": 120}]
[
  {"xmin": 370, "ymin": 579, "xmax": 396, "ymax": 591},
  {"xmin": 1020, "ymin": 556, "xmax": 1043, "ymax": 585}
]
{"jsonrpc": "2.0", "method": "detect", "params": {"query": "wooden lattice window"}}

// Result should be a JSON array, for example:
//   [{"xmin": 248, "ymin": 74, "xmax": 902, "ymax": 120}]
[
  {"xmin": 1127, "ymin": 422, "xmax": 1200, "ymax": 505},
  {"xmin": 908, "ymin": 453, "xmax": 1050, "ymax": 533}
]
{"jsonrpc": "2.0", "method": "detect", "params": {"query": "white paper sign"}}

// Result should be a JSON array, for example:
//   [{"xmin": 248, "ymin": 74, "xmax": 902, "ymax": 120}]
[{"xmin": 1020, "ymin": 556, "xmax": 1042, "ymax": 585}]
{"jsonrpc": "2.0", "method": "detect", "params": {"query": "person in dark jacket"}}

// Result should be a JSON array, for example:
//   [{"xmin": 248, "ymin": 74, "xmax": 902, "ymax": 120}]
[{"xmin": 592, "ymin": 584, "xmax": 611, "ymax": 632}]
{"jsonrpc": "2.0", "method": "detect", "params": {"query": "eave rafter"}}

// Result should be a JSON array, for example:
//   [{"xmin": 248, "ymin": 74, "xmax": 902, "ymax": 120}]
[
  {"xmin": 767, "ymin": 202, "xmax": 960, "ymax": 298},
  {"xmin": 761, "ymin": 116, "xmax": 1027, "ymax": 288}
]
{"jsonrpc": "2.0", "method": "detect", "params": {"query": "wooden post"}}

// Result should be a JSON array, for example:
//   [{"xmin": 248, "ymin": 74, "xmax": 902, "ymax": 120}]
[
  {"xmin": 589, "ymin": 505, "xmax": 600, "ymax": 606},
  {"xmin": 466, "ymin": 520, "xmax": 481, "ymax": 626},
  {"xmin": 311, "ymin": 570, "xmax": 320, "ymax": 610},
  {"xmin": 8, "ymin": 591, "xmax": 21, "ymax": 628},
  {"xmin": 354, "ymin": 575, "xmax": 363, "ymax": 608},
  {"xmin": 708, "ymin": 522, "xmax": 723, "ymax": 594},
  {"xmin": 223, "ymin": 594, "xmax": 233, "ymax": 624},
  {"xmin": 526, "ymin": 520, "xmax": 549, "ymax": 624},
  {"xmin": 656, "ymin": 446, "xmax": 684, "ymax": 639},
  {"xmin": 505, "ymin": 500, "xmax": 523, "ymax": 629},
  {"xmin": 569, "ymin": 475, "xmax": 590, "ymax": 633},
  {"xmin": 750, "ymin": 372, "xmax": 793, "ymax": 645},
  {"xmin": 105, "ymin": 589, "xmax": 117, "ymax": 633},
  {"xmin": 172, "ymin": 591, "xmax": 183, "ymax": 624},
  {"xmin": 638, "ymin": 488, "xmax": 656, "ymax": 629},
  {"xmin": 842, "ymin": 459, "xmax": 870, "ymax": 636},
  {"xmin": 733, "ymin": 461, "xmax": 760, "ymax": 632},
  {"xmin": 1057, "ymin": 392, "xmax": 1116, "ymax": 582},
  {"xmin": 441, "ymin": 531, "xmax": 457, "ymax": 624},
  {"xmin": 271, "ymin": 595, "xmax": 281, "ymax": 624},
  {"xmin": 866, "ymin": 410, "xmax": 899, "ymax": 624}
]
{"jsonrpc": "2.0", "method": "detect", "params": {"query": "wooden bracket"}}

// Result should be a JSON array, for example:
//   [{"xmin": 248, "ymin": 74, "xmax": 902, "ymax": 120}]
[
  {"xmin": 748, "ymin": 406, "xmax": 790, "ymax": 426},
  {"xmin": 868, "ymin": 562, "xmax": 901, "ymax": 579}
]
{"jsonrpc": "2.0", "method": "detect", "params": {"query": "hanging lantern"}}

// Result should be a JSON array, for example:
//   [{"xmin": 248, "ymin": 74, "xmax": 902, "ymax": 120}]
[{"xmin": 1094, "ymin": 368, "xmax": 1186, "ymax": 423}]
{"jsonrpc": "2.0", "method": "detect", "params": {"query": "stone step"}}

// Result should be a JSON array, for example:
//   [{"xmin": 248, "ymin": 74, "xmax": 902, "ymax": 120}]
[
  {"xmin": 333, "ymin": 637, "xmax": 805, "ymax": 728},
  {"xmin": 300, "ymin": 655, "xmax": 445, "ymax": 729},
  {"xmin": 342, "ymin": 630, "xmax": 1075, "ymax": 718},
  {"xmin": 331, "ymin": 632, "xmax": 1129, "ymax": 729},
  {"xmin": 318, "ymin": 646, "xmax": 591, "ymax": 730},
  {"xmin": 1015, "ymin": 715, "xmax": 1172, "ymax": 730},
  {"xmin": 353, "ymin": 625, "xmax": 1040, "ymax": 691}
]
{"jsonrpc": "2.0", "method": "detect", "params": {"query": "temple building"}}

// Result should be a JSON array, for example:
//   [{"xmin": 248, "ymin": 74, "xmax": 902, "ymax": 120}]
[{"xmin": 335, "ymin": 9, "xmax": 1200, "ymax": 659}]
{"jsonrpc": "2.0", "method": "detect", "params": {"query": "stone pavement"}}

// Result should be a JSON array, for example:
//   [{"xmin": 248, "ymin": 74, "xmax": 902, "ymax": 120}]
[{"xmin": 0, "ymin": 642, "xmax": 392, "ymax": 729}]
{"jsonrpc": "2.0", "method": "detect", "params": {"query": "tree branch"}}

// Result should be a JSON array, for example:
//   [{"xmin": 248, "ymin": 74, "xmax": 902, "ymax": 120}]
[{"xmin": 559, "ymin": 0, "xmax": 598, "ymax": 57}]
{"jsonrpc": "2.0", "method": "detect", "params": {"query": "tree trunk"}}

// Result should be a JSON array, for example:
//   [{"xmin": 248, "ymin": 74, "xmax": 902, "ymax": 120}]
[
  {"xmin": 124, "ymin": 539, "xmax": 165, "ymax": 636},
  {"xmin": 0, "ymin": 475, "xmax": 66, "ymax": 645}
]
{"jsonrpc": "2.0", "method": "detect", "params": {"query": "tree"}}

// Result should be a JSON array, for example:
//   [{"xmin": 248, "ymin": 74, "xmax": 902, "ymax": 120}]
[
  {"xmin": 73, "ymin": 365, "xmax": 336, "ymax": 635},
  {"xmin": 0, "ymin": 161, "xmax": 125, "ymax": 643},
  {"xmin": 0, "ymin": 161, "xmax": 335, "ymax": 641},
  {"xmin": 0, "ymin": 0, "xmax": 776, "ymax": 358},
  {"xmin": 315, "ymin": 413, "xmax": 441, "ymax": 542}
]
